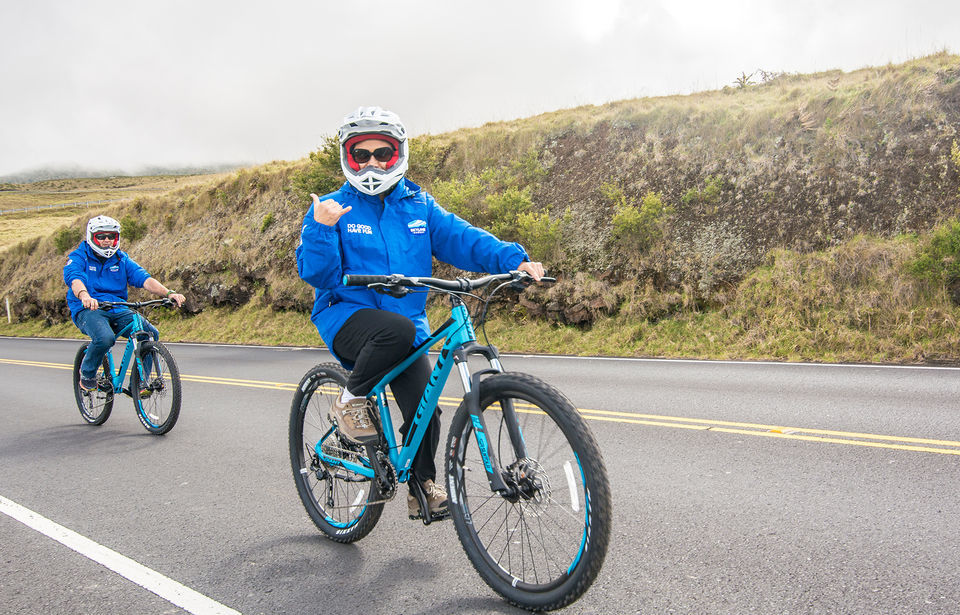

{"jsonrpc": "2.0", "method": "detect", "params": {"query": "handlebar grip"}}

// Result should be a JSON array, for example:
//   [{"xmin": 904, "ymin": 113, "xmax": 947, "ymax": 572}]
[{"xmin": 343, "ymin": 274, "xmax": 391, "ymax": 286}]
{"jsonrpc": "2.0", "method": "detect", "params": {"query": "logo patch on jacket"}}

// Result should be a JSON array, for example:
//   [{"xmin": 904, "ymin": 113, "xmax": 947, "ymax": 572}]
[
  {"xmin": 88, "ymin": 265, "xmax": 97, "ymax": 272},
  {"xmin": 110, "ymin": 266, "xmax": 120, "ymax": 272},
  {"xmin": 346, "ymin": 223, "xmax": 373, "ymax": 235},
  {"xmin": 407, "ymin": 219, "xmax": 427, "ymax": 235}
]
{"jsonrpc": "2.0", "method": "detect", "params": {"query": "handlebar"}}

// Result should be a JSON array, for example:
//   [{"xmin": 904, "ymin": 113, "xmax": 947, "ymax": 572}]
[
  {"xmin": 343, "ymin": 271, "xmax": 555, "ymax": 293},
  {"xmin": 98, "ymin": 298, "xmax": 177, "ymax": 311}
]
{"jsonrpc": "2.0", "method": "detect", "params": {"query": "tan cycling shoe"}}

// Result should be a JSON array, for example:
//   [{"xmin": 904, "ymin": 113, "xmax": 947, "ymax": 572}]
[
  {"xmin": 407, "ymin": 479, "xmax": 450, "ymax": 520},
  {"xmin": 329, "ymin": 397, "xmax": 377, "ymax": 442}
]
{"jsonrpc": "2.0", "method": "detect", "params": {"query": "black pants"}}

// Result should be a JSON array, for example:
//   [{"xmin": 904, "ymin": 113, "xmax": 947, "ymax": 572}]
[{"xmin": 332, "ymin": 309, "xmax": 441, "ymax": 482}]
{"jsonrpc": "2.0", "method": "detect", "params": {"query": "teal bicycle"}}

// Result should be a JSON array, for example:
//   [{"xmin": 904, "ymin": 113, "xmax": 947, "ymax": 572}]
[
  {"xmin": 290, "ymin": 272, "xmax": 611, "ymax": 611},
  {"xmin": 72, "ymin": 299, "xmax": 182, "ymax": 435}
]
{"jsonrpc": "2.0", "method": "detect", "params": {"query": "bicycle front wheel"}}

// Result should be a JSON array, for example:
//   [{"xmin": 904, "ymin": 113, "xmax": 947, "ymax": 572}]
[
  {"xmin": 289, "ymin": 363, "xmax": 384, "ymax": 543},
  {"xmin": 446, "ymin": 372, "xmax": 612, "ymax": 611},
  {"xmin": 72, "ymin": 343, "xmax": 114, "ymax": 425},
  {"xmin": 130, "ymin": 341, "xmax": 181, "ymax": 435}
]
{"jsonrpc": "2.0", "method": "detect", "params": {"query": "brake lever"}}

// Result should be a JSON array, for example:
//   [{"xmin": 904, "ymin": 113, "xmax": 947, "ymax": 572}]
[
  {"xmin": 509, "ymin": 273, "xmax": 555, "ymax": 290},
  {"xmin": 369, "ymin": 283, "xmax": 411, "ymax": 298}
]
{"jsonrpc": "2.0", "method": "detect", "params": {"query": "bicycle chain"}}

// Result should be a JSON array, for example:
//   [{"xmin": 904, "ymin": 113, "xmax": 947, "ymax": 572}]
[{"xmin": 313, "ymin": 445, "xmax": 399, "ymax": 507}]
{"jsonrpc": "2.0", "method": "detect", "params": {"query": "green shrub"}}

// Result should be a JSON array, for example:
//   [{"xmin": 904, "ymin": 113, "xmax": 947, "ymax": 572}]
[
  {"xmin": 120, "ymin": 215, "xmax": 147, "ymax": 242},
  {"xmin": 430, "ymin": 174, "xmax": 487, "ymax": 223},
  {"xmin": 290, "ymin": 136, "xmax": 343, "ymax": 203},
  {"xmin": 508, "ymin": 147, "xmax": 549, "ymax": 185},
  {"xmin": 909, "ymin": 218, "xmax": 960, "ymax": 284},
  {"xmin": 516, "ymin": 209, "xmax": 567, "ymax": 261},
  {"xmin": 681, "ymin": 175, "xmax": 724, "ymax": 206},
  {"xmin": 408, "ymin": 136, "xmax": 448, "ymax": 182},
  {"xmin": 54, "ymin": 227, "xmax": 81, "ymax": 253},
  {"xmin": 260, "ymin": 213, "xmax": 275, "ymax": 232},
  {"xmin": 485, "ymin": 187, "xmax": 534, "ymax": 242},
  {"xmin": 611, "ymin": 190, "xmax": 674, "ymax": 254}
]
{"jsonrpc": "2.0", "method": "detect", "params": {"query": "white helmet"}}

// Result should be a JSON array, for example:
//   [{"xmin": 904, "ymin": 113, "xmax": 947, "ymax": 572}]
[
  {"xmin": 338, "ymin": 106, "xmax": 409, "ymax": 196},
  {"xmin": 86, "ymin": 215, "xmax": 122, "ymax": 258}
]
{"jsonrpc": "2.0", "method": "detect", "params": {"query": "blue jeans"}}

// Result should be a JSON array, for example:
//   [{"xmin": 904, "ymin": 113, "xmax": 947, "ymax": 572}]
[{"xmin": 75, "ymin": 308, "xmax": 159, "ymax": 380}]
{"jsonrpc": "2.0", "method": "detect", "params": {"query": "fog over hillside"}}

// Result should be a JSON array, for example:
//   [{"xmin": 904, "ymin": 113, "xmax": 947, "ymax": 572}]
[{"xmin": 2, "ymin": 2, "xmax": 959, "ymax": 178}]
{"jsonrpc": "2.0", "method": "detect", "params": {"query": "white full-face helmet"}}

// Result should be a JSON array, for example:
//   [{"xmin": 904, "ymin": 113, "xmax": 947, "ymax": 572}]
[
  {"xmin": 86, "ymin": 215, "xmax": 122, "ymax": 258},
  {"xmin": 338, "ymin": 106, "xmax": 409, "ymax": 196}
]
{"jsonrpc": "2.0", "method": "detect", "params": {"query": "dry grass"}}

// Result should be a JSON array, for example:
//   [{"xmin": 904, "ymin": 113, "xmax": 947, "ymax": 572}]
[
  {"xmin": 2, "ymin": 54, "xmax": 959, "ymax": 366},
  {"xmin": 0, "ymin": 173, "xmax": 232, "ymax": 252},
  {"xmin": 0, "ymin": 208, "xmax": 94, "ymax": 252}
]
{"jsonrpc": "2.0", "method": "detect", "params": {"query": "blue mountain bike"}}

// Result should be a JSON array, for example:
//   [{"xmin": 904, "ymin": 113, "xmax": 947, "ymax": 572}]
[
  {"xmin": 289, "ymin": 272, "xmax": 611, "ymax": 611},
  {"xmin": 72, "ymin": 299, "xmax": 182, "ymax": 435}
]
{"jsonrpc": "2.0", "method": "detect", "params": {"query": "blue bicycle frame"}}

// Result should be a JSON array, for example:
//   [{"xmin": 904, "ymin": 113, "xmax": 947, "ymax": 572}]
[
  {"xmin": 101, "ymin": 310, "xmax": 156, "ymax": 395},
  {"xmin": 314, "ymin": 300, "xmax": 525, "ymax": 492}
]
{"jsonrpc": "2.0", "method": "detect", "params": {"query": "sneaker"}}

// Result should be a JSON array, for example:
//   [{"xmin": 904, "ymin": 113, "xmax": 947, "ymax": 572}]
[
  {"xmin": 78, "ymin": 371, "xmax": 97, "ymax": 392},
  {"xmin": 139, "ymin": 388, "xmax": 153, "ymax": 399},
  {"xmin": 329, "ymin": 397, "xmax": 377, "ymax": 443},
  {"xmin": 407, "ymin": 479, "xmax": 450, "ymax": 520}
]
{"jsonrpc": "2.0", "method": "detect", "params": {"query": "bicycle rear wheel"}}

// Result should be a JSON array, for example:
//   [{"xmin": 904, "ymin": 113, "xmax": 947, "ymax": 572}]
[
  {"xmin": 446, "ymin": 372, "xmax": 612, "ymax": 611},
  {"xmin": 289, "ymin": 363, "xmax": 384, "ymax": 543},
  {"xmin": 72, "ymin": 343, "xmax": 114, "ymax": 425},
  {"xmin": 130, "ymin": 341, "xmax": 181, "ymax": 435}
]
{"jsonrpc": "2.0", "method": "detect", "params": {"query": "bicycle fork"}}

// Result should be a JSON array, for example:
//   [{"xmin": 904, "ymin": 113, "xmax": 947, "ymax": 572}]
[{"xmin": 454, "ymin": 343, "xmax": 529, "ymax": 498}]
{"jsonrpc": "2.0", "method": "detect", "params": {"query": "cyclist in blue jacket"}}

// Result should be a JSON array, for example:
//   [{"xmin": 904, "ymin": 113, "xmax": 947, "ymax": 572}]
[
  {"xmin": 297, "ymin": 106, "xmax": 544, "ymax": 519},
  {"xmin": 63, "ymin": 215, "xmax": 185, "ymax": 392}
]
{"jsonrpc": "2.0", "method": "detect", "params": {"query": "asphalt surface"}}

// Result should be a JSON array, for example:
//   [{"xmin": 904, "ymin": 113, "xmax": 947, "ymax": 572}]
[{"xmin": 2, "ymin": 336, "xmax": 959, "ymax": 614}]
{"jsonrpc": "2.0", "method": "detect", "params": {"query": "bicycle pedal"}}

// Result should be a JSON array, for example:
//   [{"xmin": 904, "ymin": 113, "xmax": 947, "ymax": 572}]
[{"xmin": 408, "ymin": 509, "xmax": 451, "ymax": 522}]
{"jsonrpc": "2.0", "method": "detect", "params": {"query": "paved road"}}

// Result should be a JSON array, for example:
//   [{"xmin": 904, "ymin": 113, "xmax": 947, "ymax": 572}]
[{"xmin": 1, "ymin": 336, "xmax": 959, "ymax": 614}]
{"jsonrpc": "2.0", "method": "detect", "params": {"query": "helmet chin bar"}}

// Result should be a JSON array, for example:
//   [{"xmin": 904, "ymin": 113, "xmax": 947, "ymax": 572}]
[
  {"xmin": 355, "ymin": 173, "xmax": 399, "ymax": 196},
  {"xmin": 346, "ymin": 161, "xmax": 404, "ymax": 196}
]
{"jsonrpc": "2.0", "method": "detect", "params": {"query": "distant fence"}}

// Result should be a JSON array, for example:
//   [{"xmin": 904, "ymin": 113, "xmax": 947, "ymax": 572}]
[{"xmin": 0, "ymin": 198, "xmax": 130, "ymax": 215}]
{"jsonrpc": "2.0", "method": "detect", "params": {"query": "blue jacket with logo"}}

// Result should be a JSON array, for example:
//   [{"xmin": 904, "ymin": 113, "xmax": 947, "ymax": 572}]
[
  {"xmin": 296, "ymin": 179, "xmax": 529, "ymax": 367},
  {"xmin": 63, "ymin": 242, "xmax": 152, "ymax": 322}
]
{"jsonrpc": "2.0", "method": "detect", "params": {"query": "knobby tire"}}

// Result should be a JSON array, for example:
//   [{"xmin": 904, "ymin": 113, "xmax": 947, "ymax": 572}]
[
  {"xmin": 445, "ymin": 372, "xmax": 612, "ymax": 611},
  {"xmin": 289, "ymin": 363, "xmax": 384, "ymax": 543}
]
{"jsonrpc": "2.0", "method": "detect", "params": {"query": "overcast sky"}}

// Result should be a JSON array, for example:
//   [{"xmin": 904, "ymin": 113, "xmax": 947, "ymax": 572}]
[{"xmin": 1, "ymin": 0, "xmax": 958, "ymax": 178}]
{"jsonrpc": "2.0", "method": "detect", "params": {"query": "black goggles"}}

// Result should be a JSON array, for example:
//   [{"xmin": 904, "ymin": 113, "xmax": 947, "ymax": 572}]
[
  {"xmin": 350, "ymin": 146, "xmax": 395, "ymax": 163},
  {"xmin": 93, "ymin": 232, "xmax": 119, "ymax": 241}
]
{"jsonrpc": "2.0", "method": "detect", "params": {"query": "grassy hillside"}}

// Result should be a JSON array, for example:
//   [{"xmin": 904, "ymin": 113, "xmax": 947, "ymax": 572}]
[
  {"xmin": 2, "ymin": 53, "xmax": 959, "ymax": 364},
  {"xmin": 0, "ymin": 173, "xmax": 231, "ymax": 251}
]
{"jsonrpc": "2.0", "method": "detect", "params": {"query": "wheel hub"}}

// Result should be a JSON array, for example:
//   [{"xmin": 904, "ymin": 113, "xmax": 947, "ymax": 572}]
[{"xmin": 503, "ymin": 458, "xmax": 551, "ymax": 514}]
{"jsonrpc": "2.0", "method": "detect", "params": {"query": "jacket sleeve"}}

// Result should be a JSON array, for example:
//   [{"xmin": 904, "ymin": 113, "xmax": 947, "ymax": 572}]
[
  {"xmin": 63, "ymin": 246, "xmax": 86, "ymax": 286},
  {"xmin": 123, "ymin": 254, "xmax": 152, "ymax": 288},
  {"xmin": 296, "ymin": 207, "xmax": 343, "ymax": 290},
  {"xmin": 425, "ymin": 193, "xmax": 529, "ymax": 273}
]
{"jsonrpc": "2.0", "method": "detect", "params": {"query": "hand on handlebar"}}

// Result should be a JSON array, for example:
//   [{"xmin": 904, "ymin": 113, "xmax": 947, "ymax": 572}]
[
  {"xmin": 517, "ymin": 261, "xmax": 545, "ymax": 281},
  {"xmin": 81, "ymin": 294, "xmax": 100, "ymax": 311}
]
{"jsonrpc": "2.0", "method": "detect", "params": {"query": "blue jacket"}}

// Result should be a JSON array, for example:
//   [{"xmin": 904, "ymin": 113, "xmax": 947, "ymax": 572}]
[
  {"xmin": 296, "ymin": 179, "xmax": 529, "ymax": 367},
  {"xmin": 63, "ymin": 242, "xmax": 152, "ymax": 322}
]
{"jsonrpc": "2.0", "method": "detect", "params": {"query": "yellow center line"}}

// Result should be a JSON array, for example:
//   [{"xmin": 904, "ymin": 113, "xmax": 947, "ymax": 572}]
[{"xmin": 4, "ymin": 357, "xmax": 958, "ymax": 455}]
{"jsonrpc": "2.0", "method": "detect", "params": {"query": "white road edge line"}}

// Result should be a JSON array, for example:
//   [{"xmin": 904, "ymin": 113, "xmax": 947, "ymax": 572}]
[{"xmin": 0, "ymin": 495, "xmax": 242, "ymax": 615}]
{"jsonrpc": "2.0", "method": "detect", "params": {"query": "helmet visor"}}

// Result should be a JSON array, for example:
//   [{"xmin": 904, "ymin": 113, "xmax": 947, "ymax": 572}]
[
  {"xmin": 93, "ymin": 231, "xmax": 119, "ymax": 246},
  {"xmin": 343, "ymin": 134, "xmax": 400, "ymax": 171}
]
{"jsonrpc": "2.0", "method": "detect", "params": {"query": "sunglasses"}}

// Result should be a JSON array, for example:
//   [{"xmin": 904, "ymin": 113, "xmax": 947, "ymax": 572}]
[
  {"xmin": 350, "ymin": 146, "xmax": 395, "ymax": 164},
  {"xmin": 93, "ymin": 232, "xmax": 119, "ymax": 242}
]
